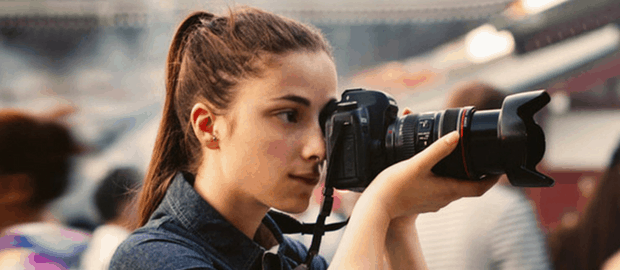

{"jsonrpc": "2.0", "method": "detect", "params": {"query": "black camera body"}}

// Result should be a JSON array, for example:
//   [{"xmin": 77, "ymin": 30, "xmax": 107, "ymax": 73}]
[{"xmin": 320, "ymin": 88, "xmax": 554, "ymax": 190}]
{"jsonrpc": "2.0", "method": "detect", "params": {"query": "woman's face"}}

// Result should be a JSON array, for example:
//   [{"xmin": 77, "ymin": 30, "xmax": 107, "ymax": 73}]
[{"xmin": 216, "ymin": 51, "xmax": 338, "ymax": 213}]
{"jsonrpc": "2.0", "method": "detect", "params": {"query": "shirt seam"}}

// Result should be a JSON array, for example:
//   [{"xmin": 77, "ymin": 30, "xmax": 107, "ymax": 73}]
[{"xmin": 166, "ymin": 191, "xmax": 197, "ymax": 232}]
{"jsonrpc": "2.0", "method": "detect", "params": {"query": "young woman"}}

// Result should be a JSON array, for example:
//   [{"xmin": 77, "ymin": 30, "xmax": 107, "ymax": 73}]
[{"xmin": 110, "ymin": 7, "xmax": 498, "ymax": 270}]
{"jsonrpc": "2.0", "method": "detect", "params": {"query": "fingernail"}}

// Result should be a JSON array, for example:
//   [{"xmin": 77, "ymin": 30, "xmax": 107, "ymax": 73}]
[{"xmin": 445, "ymin": 131, "xmax": 460, "ymax": 145}]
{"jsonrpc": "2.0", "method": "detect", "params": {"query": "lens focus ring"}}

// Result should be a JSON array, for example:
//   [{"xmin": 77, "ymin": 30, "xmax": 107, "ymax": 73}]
[{"xmin": 394, "ymin": 115, "xmax": 418, "ymax": 162}]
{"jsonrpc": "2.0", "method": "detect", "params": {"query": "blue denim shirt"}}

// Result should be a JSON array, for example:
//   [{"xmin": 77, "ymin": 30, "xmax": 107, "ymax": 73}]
[{"xmin": 110, "ymin": 172, "xmax": 328, "ymax": 270}]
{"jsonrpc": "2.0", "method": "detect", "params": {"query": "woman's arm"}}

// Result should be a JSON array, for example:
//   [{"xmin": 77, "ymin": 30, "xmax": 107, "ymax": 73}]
[
  {"xmin": 326, "ymin": 195, "xmax": 427, "ymax": 270},
  {"xmin": 384, "ymin": 216, "xmax": 427, "ymax": 270},
  {"xmin": 329, "ymin": 131, "xmax": 498, "ymax": 270},
  {"xmin": 328, "ymin": 192, "xmax": 392, "ymax": 269}
]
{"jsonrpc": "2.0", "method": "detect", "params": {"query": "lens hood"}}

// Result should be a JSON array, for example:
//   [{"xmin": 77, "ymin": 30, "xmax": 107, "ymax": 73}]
[{"xmin": 499, "ymin": 90, "xmax": 554, "ymax": 187}]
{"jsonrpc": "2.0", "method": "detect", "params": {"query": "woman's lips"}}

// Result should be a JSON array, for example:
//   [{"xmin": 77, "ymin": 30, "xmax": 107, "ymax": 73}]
[{"xmin": 289, "ymin": 174, "xmax": 320, "ymax": 185}]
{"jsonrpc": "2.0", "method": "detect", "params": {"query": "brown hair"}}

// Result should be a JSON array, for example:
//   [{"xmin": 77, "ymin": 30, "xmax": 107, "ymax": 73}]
[
  {"xmin": 137, "ymin": 6, "xmax": 332, "ymax": 227},
  {"xmin": 0, "ymin": 109, "xmax": 80, "ymax": 208},
  {"xmin": 445, "ymin": 82, "xmax": 506, "ymax": 110},
  {"xmin": 548, "ymin": 149, "xmax": 620, "ymax": 270}
]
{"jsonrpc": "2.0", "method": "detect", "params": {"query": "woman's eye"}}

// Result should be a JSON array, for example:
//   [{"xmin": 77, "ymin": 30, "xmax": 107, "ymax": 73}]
[{"xmin": 276, "ymin": 110, "xmax": 299, "ymax": 124}]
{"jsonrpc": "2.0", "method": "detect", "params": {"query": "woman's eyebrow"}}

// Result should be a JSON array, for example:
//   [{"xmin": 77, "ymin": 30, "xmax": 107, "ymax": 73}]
[{"xmin": 273, "ymin": 94, "xmax": 311, "ymax": 107}]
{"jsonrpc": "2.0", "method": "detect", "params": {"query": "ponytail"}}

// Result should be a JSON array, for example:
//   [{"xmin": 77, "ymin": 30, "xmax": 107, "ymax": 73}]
[{"xmin": 136, "ymin": 12, "xmax": 215, "ymax": 227}]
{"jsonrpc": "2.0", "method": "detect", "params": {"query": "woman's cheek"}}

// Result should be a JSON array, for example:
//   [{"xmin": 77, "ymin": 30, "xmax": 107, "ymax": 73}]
[{"xmin": 266, "ymin": 139, "xmax": 290, "ymax": 163}]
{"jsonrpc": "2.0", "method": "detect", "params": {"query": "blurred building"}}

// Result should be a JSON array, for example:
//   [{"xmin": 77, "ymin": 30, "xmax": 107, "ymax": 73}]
[{"xmin": 0, "ymin": 0, "xmax": 514, "ymax": 225}]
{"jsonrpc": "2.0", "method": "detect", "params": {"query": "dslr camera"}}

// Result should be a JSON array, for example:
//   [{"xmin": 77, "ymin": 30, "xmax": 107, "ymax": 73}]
[{"xmin": 319, "ymin": 88, "xmax": 555, "ymax": 190}]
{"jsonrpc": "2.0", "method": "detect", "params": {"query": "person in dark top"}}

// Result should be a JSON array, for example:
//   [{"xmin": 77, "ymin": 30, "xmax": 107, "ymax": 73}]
[
  {"xmin": 0, "ymin": 109, "xmax": 89, "ymax": 269},
  {"xmin": 110, "ymin": 6, "xmax": 499, "ymax": 270},
  {"xmin": 81, "ymin": 167, "xmax": 142, "ymax": 270},
  {"xmin": 548, "ymin": 138, "xmax": 620, "ymax": 270}
]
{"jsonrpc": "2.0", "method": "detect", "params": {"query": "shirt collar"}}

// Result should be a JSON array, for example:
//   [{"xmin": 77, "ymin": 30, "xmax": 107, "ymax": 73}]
[{"xmin": 155, "ymin": 172, "xmax": 286, "ymax": 269}]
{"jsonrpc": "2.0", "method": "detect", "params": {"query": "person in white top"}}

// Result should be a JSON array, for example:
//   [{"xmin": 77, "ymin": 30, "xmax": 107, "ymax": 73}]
[
  {"xmin": 416, "ymin": 182, "xmax": 550, "ymax": 270},
  {"xmin": 80, "ymin": 167, "xmax": 141, "ymax": 270},
  {"xmin": 415, "ymin": 83, "xmax": 551, "ymax": 270}
]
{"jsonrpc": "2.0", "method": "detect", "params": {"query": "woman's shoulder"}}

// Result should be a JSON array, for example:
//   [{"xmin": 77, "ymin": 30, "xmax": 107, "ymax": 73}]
[
  {"xmin": 280, "ymin": 235, "xmax": 308, "ymax": 259},
  {"xmin": 109, "ymin": 223, "xmax": 218, "ymax": 270},
  {"xmin": 281, "ymin": 236, "xmax": 329, "ymax": 269}
]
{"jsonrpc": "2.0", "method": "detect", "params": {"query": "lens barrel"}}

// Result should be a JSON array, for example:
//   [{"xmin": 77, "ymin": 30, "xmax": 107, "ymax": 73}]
[
  {"xmin": 387, "ymin": 107, "xmax": 483, "ymax": 180},
  {"xmin": 325, "ymin": 88, "xmax": 553, "ymax": 189},
  {"xmin": 384, "ymin": 90, "xmax": 553, "ymax": 187}
]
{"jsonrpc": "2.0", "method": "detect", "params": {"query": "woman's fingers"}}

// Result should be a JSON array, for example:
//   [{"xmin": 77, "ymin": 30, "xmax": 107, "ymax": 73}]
[
  {"xmin": 468, "ymin": 175, "xmax": 501, "ymax": 196},
  {"xmin": 363, "ymin": 130, "xmax": 503, "ymax": 220},
  {"xmin": 414, "ymin": 133, "xmax": 500, "ymax": 198},
  {"xmin": 438, "ymin": 174, "xmax": 500, "ymax": 198},
  {"xmin": 408, "ymin": 131, "xmax": 460, "ymax": 172},
  {"xmin": 402, "ymin": 107, "xmax": 412, "ymax": 116}
]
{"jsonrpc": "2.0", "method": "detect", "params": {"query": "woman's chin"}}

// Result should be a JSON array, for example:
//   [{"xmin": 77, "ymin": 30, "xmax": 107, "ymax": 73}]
[{"xmin": 273, "ymin": 199, "xmax": 310, "ymax": 214}]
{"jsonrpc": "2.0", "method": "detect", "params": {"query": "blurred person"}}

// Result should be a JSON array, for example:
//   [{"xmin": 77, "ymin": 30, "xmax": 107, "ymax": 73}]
[
  {"xmin": 109, "ymin": 6, "xmax": 500, "ymax": 270},
  {"xmin": 548, "ymin": 137, "xmax": 620, "ymax": 270},
  {"xmin": 443, "ymin": 82, "xmax": 505, "ymax": 113},
  {"xmin": 66, "ymin": 216, "xmax": 99, "ymax": 233},
  {"xmin": 0, "ymin": 109, "xmax": 90, "ymax": 270},
  {"xmin": 80, "ymin": 167, "xmax": 141, "ymax": 270},
  {"xmin": 414, "ymin": 82, "xmax": 551, "ymax": 270}
]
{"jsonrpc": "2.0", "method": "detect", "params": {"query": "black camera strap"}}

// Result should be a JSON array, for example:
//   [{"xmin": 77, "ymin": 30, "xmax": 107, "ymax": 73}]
[
  {"xmin": 268, "ymin": 204, "xmax": 349, "ymax": 270},
  {"xmin": 268, "ymin": 210, "xmax": 349, "ymax": 235},
  {"xmin": 270, "ymin": 117, "xmax": 350, "ymax": 238},
  {"xmin": 274, "ymin": 115, "xmax": 353, "ymax": 270},
  {"xmin": 303, "ymin": 185, "xmax": 335, "ymax": 265},
  {"xmin": 271, "ymin": 190, "xmax": 349, "ymax": 270},
  {"xmin": 300, "ymin": 118, "xmax": 349, "ymax": 268}
]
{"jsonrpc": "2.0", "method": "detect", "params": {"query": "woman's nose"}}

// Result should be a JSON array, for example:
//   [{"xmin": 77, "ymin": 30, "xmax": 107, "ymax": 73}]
[{"xmin": 302, "ymin": 125, "xmax": 326, "ymax": 163}]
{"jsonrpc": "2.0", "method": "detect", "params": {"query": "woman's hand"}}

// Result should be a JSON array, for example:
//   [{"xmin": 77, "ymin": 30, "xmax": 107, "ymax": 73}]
[
  {"xmin": 361, "ymin": 130, "xmax": 499, "ymax": 221},
  {"xmin": 329, "ymin": 108, "xmax": 500, "ymax": 270}
]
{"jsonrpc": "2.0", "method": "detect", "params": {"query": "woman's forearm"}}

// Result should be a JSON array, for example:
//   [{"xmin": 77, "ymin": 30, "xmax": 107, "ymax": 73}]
[
  {"xmin": 329, "ymin": 195, "xmax": 391, "ymax": 270},
  {"xmin": 384, "ymin": 216, "xmax": 428, "ymax": 270}
]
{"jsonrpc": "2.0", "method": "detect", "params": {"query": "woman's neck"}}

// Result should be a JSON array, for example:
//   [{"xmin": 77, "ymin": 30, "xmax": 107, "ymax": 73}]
[{"xmin": 194, "ymin": 165, "xmax": 270, "ymax": 240}]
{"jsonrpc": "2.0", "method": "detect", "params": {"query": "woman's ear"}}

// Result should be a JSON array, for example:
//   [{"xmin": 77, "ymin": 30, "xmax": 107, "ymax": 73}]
[{"xmin": 190, "ymin": 103, "xmax": 219, "ymax": 149}]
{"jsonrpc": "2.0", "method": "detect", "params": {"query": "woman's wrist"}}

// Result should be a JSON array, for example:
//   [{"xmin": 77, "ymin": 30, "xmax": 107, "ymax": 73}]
[
  {"xmin": 386, "ymin": 215, "xmax": 418, "ymax": 240},
  {"xmin": 358, "ymin": 173, "xmax": 400, "ymax": 220}
]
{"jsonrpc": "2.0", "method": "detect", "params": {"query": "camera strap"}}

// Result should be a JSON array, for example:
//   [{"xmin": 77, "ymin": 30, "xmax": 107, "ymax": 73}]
[
  {"xmin": 282, "ymin": 116, "xmax": 352, "ymax": 269},
  {"xmin": 268, "ymin": 210, "xmax": 349, "ymax": 235},
  {"xmin": 298, "ymin": 118, "xmax": 349, "ymax": 268}
]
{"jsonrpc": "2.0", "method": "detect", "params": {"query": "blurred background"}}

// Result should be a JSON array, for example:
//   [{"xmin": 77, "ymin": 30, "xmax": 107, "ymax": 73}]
[{"xmin": 1, "ymin": 0, "xmax": 619, "ymax": 239}]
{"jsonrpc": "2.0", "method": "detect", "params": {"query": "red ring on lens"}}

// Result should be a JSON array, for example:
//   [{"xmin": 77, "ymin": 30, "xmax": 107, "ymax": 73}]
[{"xmin": 459, "ymin": 109, "xmax": 472, "ymax": 179}]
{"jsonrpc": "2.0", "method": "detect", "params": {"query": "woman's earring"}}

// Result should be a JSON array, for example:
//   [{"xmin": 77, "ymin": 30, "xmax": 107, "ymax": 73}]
[
  {"xmin": 198, "ymin": 115, "xmax": 218, "ymax": 149},
  {"xmin": 206, "ymin": 135, "xmax": 219, "ymax": 149}
]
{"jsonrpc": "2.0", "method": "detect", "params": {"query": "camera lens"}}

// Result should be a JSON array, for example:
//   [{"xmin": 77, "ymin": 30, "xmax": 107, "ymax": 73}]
[
  {"xmin": 386, "ymin": 107, "xmax": 499, "ymax": 180},
  {"xmin": 326, "ymin": 88, "xmax": 553, "ymax": 188}
]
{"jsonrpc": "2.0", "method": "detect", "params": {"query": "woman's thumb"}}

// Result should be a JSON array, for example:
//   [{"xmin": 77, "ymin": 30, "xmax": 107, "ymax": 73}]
[{"xmin": 412, "ymin": 131, "xmax": 460, "ymax": 170}]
